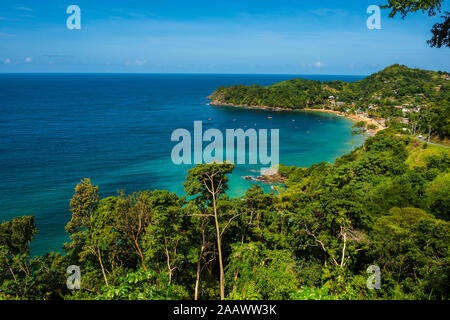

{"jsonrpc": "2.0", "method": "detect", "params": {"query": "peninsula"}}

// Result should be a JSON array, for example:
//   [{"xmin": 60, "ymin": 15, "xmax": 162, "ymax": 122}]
[{"xmin": 208, "ymin": 64, "xmax": 450, "ymax": 143}]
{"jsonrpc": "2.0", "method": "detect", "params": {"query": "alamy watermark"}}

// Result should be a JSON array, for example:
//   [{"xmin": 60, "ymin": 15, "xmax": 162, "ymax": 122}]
[
  {"xmin": 171, "ymin": 121, "xmax": 279, "ymax": 172},
  {"xmin": 64, "ymin": 5, "xmax": 380, "ymax": 31},
  {"xmin": 66, "ymin": 265, "xmax": 81, "ymax": 290},
  {"xmin": 367, "ymin": 5, "xmax": 381, "ymax": 30},
  {"xmin": 366, "ymin": 265, "xmax": 381, "ymax": 289},
  {"xmin": 66, "ymin": 5, "xmax": 81, "ymax": 30}
]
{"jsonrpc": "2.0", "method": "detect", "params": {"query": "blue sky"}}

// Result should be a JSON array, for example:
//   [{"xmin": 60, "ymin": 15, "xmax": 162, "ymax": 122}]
[{"xmin": 0, "ymin": 0, "xmax": 449, "ymax": 74}]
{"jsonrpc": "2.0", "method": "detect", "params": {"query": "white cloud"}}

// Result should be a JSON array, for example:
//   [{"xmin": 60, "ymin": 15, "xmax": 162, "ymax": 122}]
[
  {"xmin": 315, "ymin": 61, "xmax": 324, "ymax": 68},
  {"xmin": 3, "ymin": 58, "xmax": 11, "ymax": 64},
  {"xmin": 125, "ymin": 59, "xmax": 147, "ymax": 66},
  {"xmin": 309, "ymin": 8, "xmax": 348, "ymax": 17},
  {"xmin": 300, "ymin": 62, "xmax": 325, "ymax": 68},
  {"xmin": 25, "ymin": 57, "xmax": 32, "ymax": 63},
  {"xmin": 14, "ymin": 7, "xmax": 33, "ymax": 12}
]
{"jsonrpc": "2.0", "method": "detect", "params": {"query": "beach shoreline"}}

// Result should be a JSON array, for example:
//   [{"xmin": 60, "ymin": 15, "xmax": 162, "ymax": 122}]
[
  {"xmin": 208, "ymin": 101, "xmax": 386, "ymax": 134},
  {"xmin": 302, "ymin": 108, "xmax": 385, "ymax": 134}
]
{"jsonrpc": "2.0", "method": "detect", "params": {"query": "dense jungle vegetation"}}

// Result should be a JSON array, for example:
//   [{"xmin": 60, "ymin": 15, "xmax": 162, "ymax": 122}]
[{"xmin": 1, "ymin": 130, "xmax": 449, "ymax": 300}]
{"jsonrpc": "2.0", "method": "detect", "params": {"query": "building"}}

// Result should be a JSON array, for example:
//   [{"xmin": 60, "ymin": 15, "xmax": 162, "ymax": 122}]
[{"xmin": 355, "ymin": 109, "xmax": 367, "ymax": 117}]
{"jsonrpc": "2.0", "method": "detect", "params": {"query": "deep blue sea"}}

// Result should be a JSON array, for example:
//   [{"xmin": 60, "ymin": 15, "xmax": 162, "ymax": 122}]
[{"xmin": 0, "ymin": 74, "xmax": 364, "ymax": 255}]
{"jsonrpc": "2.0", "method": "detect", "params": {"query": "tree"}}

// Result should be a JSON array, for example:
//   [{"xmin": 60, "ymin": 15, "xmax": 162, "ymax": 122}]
[
  {"xmin": 429, "ymin": 11, "xmax": 450, "ymax": 47},
  {"xmin": 139, "ymin": 190, "xmax": 186, "ymax": 286},
  {"xmin": 114, "ymin": 191, "xmax": 151, "ymax": 274},
  {"xmin": 97, "ymin": 268, "xmax": 187, "ymax": 300},
  {"xmin": 30, "ymin": 252, "xmax": 68, "ymax": 299},
  {"xmin": 425, "ymin": 172, "xmax": 450, "ymax": 220},
  {"xmin": 226, "ymin": 242, "xmax": 299, "ymax": 299},
  {"xmin": 0, "ymin": 216, "xmax": 36, "ymax": 256},
  {"xmin": 66, "ymin": 178, "xmax": 99, "ymax": 235},
  {"xmin": 2, "ymin": 129, "xmax": 450, "ymax": 300},
  {"xmin": 409, "ymin": 112, "xmax": 420, "ymax": 136},
  {"xmin": 381, "ymin": 0, "xmax": 450, "ymax": 48},
  {"xmin": 65, "ymin": 178, "xmax": 112, "ymax": 287},
  {"xmin": 370, "ymin": 207, "xmax": 450, "ymax": 299},
  {"xmin": 0, "ymin": 216, "xmax": 36, "ymax": 297},
  {"xmin": 238, "ymin": 185, "xmax": 274, "ymax": 243},
  {"xmin": 0, "ymin": 216, "xmax": 67, "ymax": 299},
  {"xmin": 352, "ymin": 121, "xmax": 368, "ymax": 142},
  {"xmin": 292, "ymin": 191, "xmax": 368, "ymax": 285},
  {"xmin": 184, "ymin": 162, "xmax": 235, "ymax": 300},
  {"xmin": 420, "ymin": 109, "xmax": 439, "ymax": 143},
  {"xmin": 185, "ymin": 201, "xmax": 216, "ymax": 300}
]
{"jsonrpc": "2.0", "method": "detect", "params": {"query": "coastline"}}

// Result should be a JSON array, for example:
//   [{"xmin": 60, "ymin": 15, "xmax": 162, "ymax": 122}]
[
  {"xmin": 208, "ymin": 101, "xmax": 386, "ymax": 134},
  {"xmin": 302, "ymin": 108, "xmax": 385, "ymax": 134},
  {"xmin": 208, "ymin": 99, "xmax": 382, "ymax": 184}
]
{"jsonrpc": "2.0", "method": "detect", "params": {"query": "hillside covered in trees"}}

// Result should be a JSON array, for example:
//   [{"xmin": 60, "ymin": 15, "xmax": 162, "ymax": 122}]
[
  {"xmin": 1, "ymin": 130, "xmax": 449, "ymax": 300},
  {"xmin": 209, "ymin": 65, "xmax": 450, "ymax": 140}
]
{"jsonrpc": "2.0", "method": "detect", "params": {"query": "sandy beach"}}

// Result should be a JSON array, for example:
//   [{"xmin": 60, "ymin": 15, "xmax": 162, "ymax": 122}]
[
  {"xmin": 302, "ymin": 108, "xmax": 386, "ymax": 134},
  {"xmin": 209, "ymin": 101, "xmax": 386, "ymax": 135}
]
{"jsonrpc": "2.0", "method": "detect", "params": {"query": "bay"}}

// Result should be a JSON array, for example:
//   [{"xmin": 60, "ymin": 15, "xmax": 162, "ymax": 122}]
[{"xmin": 0, "ymin": 73, "xmax": 364, "ymax": 255}]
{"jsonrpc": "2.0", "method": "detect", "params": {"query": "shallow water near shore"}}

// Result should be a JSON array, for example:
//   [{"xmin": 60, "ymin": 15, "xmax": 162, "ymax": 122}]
[{"xmin": 0, "ymin": 74, "xmax": 364, "ymax": 255}]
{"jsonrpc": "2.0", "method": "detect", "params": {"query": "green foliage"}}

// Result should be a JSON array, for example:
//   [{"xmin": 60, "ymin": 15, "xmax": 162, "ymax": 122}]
[
  {"xmin": 97, "ymin": 269, "xmax": 187, "ymax": 300},
  {"xmin": 381, "ymin": 0, "xmax": 449, "ymax": 48},
  {"xmin": 381, "ymin": 0, "xmax": 443, "ymax": 18},
  {"xmin": 428, "ymin": 11, "xmax": 450, "ymax": 48},
  {"xmin": 0, "ymin": 217, "xmax": 69, "ymax": 299},
  {"xmin": 226, "ymin": 242, "xmax": 299, "ymax": 300},
  {"xmin": 184, "ymin": 162, "xmax": 235, "ymax": 199},
  {"xmin": 425, "ymin": 172, "xmax": 450, "ymax": 220},
  {"xmin": 65, "ymin": 178, "xmax": 99, "ymax": 234},
  {"xmin": 370, "ymin": 207, "xmax": 450, "ymax": 299},
  {"xmin": 290, "ymin": 286, "xmax": 334, "ymax": 300},
  {"xmin": 0, "ymin": 216, "xmax": 36, "ymax": 255},
  {"xmin": 1, "ymin": 132, "xmax": 449, "ymax": 300},
  {"xmin": 209, "ymin": 64, "xmax": 450, "ymax": 139}
]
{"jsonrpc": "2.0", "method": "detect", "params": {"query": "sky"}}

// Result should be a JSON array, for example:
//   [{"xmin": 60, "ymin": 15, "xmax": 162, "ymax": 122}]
[{"xmin": 0, "ymin": 0, "xmax": 449, "ymax": 74}]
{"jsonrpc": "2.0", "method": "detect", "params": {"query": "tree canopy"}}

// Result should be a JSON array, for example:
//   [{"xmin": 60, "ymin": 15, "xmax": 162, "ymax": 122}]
[
  {"xmin": 1, "ymin": 131, "xmax": 449, "ymax": 300},
  {"xmin": 381, "ymin": 0, "xmax": 450, "ymax": 48}
]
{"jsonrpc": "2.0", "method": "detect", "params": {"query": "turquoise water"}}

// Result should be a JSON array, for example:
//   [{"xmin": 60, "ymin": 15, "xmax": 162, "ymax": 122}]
[{"xmin": 0, "ymin": 74, "xmax": 363, "ymax": 255}]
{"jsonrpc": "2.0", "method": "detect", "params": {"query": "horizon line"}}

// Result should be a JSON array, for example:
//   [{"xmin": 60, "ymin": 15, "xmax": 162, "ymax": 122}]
[{"xmin": 0, "ymin": 72, "xmax": 369, "ymax": 76}]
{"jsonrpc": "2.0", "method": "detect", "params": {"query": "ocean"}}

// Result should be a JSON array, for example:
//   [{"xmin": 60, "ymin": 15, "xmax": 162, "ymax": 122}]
[{"xmin": 0, "ymin": 73, "xmax": 364, "ymax": 255}]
